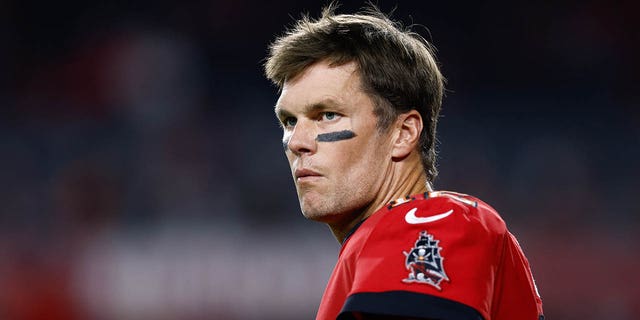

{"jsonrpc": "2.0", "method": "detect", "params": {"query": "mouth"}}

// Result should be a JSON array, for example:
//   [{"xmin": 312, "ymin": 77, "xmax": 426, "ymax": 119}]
[{"xmin": 294, "ymin": 168, "xmax": 322, "ymax": 181}]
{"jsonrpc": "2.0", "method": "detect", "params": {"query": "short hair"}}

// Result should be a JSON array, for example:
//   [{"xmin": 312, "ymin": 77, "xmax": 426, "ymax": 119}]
[{"xmin": 265, "ymin": 4, "xmax": 444, "ymax": 184}]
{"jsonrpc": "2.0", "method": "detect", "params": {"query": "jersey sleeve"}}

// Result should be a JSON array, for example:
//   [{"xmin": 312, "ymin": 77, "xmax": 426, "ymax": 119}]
[
  {"xmin": 338, "ymin": 194, "xmax": 506, "ymax": 320},
  {"xmin": 490, "ymin": 232, "xmax": 544, "ymax": 319}
]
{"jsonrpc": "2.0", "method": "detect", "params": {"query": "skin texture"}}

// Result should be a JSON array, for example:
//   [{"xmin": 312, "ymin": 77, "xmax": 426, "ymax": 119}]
[{"xmin": 275, "ymin": 60, "xmax": 429, "ymax": 242}]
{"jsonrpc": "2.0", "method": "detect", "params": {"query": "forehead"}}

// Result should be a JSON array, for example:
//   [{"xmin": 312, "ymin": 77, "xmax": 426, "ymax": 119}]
[{"xmin": 275, "ymin": 61, "xmax": 366, "ymax": 113}]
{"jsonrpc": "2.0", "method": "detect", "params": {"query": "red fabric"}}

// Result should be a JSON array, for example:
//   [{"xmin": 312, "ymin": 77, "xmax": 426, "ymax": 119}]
[{"xmin": 316, "ymin": 191, "xmax": 543, "ymax": 320}]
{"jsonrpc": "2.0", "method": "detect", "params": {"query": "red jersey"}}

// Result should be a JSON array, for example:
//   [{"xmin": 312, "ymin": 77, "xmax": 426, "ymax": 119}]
[{"xmin": 316, "ymin": 191, "xmax": 543, "ymax": 320}]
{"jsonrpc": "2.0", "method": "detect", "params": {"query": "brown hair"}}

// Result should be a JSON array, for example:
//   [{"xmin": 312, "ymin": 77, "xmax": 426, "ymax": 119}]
[{"xmin": 265, "ymin": 4, "xmax": 444, "ymax": 183}]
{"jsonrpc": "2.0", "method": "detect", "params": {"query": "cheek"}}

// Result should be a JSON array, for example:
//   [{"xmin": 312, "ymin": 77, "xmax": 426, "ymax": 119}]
[
  {"xmin": 340, "ymin": 140, "xmax": 385, "ymax": 173},
  {"xmin": 285, "ymin": 153, "xmax": 296, "ymax": 169},
  {"xmin": 335, "ymin": 146, "xmax": 387, "ymax": 202},
  {"xmin": 282, "ymin": 131, "xmax": 292, "ymax": 151},
  {"xmin": 361, "ymin": 137, "xmax": 391, "ymax": 171}
]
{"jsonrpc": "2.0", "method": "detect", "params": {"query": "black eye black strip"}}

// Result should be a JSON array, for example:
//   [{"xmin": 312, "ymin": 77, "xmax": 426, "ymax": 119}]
[
  {"xmin": 316, "ymin": 130, "xmax": 356, "ymax": 142},
  {"xmin": 282, "ymin": 130, "xmax": 357, "ymax": 150}
]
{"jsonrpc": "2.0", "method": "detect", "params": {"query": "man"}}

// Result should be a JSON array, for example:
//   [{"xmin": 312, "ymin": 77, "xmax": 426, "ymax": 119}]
[{"xmin": 264, "ymin": 4, "xmax": 543, "ymax": 320}]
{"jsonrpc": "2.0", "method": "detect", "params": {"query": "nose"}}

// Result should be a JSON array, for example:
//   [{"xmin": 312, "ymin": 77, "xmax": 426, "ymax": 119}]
[{"xmin": 285, "ymin": 120, "xmax": 316, "ymax": 155}]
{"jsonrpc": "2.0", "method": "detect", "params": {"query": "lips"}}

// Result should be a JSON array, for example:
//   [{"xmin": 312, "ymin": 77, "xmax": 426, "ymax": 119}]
[{"xmin": 295, "ymin": 168, "xmax": 322, "ymax": 180}]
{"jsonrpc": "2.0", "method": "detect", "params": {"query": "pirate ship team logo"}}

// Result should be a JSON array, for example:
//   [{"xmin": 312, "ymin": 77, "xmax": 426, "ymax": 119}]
[{"xmin": 403, "ymin": 230, "xmax": 449, "ymax": 290}]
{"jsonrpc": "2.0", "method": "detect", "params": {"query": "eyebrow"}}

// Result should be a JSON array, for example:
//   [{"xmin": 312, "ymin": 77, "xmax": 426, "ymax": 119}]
[
  {"xmin": 274, "ymin": 107, "xmax": 293, "ymax": 120},
  {"xmin": 275, "ymin": 97, "xmax": 343, "ymax": 119}
]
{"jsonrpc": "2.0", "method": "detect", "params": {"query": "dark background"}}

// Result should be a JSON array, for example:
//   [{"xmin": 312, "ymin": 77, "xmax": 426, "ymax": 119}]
[{"xmin": 1, "ymin": 1, "xmax": 638, "ymax": 319}]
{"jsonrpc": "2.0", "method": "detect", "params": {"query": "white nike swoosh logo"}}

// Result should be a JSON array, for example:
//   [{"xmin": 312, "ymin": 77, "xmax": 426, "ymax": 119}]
[{"xmin": 404, "ymin": 208, "xmax": 454, "ymax": 224}]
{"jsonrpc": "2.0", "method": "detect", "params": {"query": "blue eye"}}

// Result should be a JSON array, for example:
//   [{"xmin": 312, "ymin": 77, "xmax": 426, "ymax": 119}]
[
  {"xmin": 284, "ymin": 117, "xmax": 297, "ymax": 127},
  {"xmin": 322, "ymin": 112, "xmax": 339, "ymax": 121}
]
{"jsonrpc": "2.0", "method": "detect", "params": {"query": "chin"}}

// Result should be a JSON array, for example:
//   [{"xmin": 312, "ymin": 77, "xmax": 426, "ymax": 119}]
[
  {"xmin": 298, "ymin": 193, "xmax": 323, "ymax": 215},
  {"xmin": 300, "ymin": 203, "xmax": 350, "ymax": 225},
  {"xmin": 300, "ymin": 202, "xmax": 334, "ymax": 222},
  {"xmin": 300, "ymin": 207, "xmax": 330, "ymax": 222}
]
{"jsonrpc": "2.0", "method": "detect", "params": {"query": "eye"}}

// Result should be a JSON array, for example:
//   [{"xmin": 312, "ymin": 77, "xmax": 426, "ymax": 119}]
[
  {"xmin": 283, "ymin": 117, "xmax": 297, "ymax": 128},
  {"xmin": 321, "ymin": 112, "xmax": 340, "ymax": 121}
]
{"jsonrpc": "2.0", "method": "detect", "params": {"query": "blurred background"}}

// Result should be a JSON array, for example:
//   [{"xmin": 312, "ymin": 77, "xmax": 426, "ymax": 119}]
[{"xmin": 0, "ymin": 0, "xmax": 638, "ymax": 319}]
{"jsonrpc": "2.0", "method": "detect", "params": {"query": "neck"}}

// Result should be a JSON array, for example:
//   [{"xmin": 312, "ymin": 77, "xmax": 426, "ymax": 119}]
[{"xmin": 328, "ymin": 158, "xmax": 429, "ymax": 243}]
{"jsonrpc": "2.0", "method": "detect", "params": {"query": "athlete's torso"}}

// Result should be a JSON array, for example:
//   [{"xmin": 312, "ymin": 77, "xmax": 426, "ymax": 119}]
[{"xmin": 316, "ymin": 191, "xmax": 543, "ymax": 320}]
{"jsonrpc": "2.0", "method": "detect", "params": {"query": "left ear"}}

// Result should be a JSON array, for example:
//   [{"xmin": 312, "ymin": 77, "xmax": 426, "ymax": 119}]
[{"xmin": 391, "ymin": 110, "xmax": 423, "ymax": 160}]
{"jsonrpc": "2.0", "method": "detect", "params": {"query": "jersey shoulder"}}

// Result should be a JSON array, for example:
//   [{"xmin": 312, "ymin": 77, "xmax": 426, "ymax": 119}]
[
  {"xmin": 340, "ymin": 191, "xmax": 512, "ymax": 320},
  {"xmin": 381, "ymin": 191, "xmax": 508, "ymax": 239}
]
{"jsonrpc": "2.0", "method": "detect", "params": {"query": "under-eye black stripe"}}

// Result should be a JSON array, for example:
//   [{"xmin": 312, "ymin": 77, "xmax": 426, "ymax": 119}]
[
  {"xmin": 316, "ymin": 130, "xmax": 356, "ymax": 142},
  {"xmin": 338, "ymin": 291, "xmax": 484, "ymax": 320}
]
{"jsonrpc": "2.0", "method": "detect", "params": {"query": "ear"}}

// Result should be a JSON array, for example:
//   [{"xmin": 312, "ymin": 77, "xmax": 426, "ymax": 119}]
[{"xmin": 391, "ymin": 110, "xmax": 423, "ymax": 160}]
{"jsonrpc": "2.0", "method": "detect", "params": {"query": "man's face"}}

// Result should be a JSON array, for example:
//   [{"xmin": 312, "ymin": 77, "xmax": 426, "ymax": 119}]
[{"xmin": 275, "ymin": 61, "xmax": 394, "ymax": 223}]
